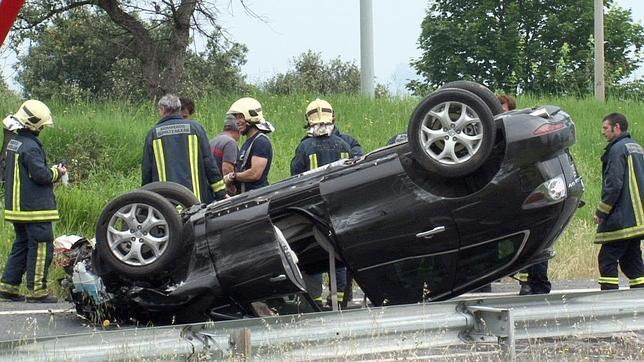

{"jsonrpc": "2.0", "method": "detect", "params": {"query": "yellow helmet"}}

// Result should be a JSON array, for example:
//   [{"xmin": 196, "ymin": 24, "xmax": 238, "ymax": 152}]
[
  {"xmin": 305, "ymin": 98, "xmax": 334, "ymax": 125},
  {"xmin": 227, "ymin": 97, "xmax": 274, "ymax": 133},
  {"xmin": 227, "ymin": 97, "xmax": 264, "ymax": 124},
  {"xmin": 14, "ymin": 100, "xmax": 53, "ymax": 131}
]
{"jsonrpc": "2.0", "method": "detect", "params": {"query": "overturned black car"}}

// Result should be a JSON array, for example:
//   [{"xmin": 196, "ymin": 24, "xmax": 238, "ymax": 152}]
[{"xmin": 64, "ymin": 82, "xmax": 584, "ymax": 324}]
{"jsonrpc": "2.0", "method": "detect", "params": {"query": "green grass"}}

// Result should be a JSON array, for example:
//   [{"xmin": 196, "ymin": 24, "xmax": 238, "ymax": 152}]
[{"xmin": 0, "ymin": 93, "xmax": 641, "ymax": 295}]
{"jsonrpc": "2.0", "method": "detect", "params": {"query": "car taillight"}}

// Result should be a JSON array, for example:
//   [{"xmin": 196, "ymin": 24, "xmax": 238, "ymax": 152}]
[
  {"xmin": 533, "ymin": 122, "xmax": 565, "ymax": 136},
  {"xmin": 522, "ymin": 174, "xmax": 567, "ymax": 209}
]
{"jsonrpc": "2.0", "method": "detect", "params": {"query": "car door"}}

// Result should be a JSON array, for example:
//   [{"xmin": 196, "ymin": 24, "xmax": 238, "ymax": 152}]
[
  {"xmin": 320, "ymin": 155, "xmax": 459, "ymax": 305},
  {"xmin": 205, "ymin": 200, "xmax": 306, "ymax": 302}
]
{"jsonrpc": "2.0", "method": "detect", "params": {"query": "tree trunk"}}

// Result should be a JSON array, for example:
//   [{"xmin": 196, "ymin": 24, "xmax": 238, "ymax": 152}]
[
  {"xmin": 157, "ymin": 0, "xmax": 196, "ymax": 97},
  {"xmin": 96, "ymin": 0, "xmax": 196, "ymax": 99}
]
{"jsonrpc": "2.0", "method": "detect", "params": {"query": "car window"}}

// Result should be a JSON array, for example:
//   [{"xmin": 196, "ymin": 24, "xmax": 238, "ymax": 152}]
[
  {"xmin": 454, "ymin": 231, "xmax": 528, "ymax": 287},
  {"xmin": 358, "ymin": 252, "xmax": 456, "ymax": 305}
]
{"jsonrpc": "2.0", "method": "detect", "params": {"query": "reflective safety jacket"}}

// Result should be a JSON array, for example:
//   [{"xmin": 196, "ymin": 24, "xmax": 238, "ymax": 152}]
[
  {"xmin": 3, "ymin": 130, "xmax": 60, "ymax": 222},
  {"xmin": 595, "ymin": 132, "xmax": 644, "ymax": 243},
  {"xmin": 291, "ymin": 134, "xmax": 353, "ymax": 176},
  {"xmin": 142, "ymin": 115, "xmax": 225, "ymax": 203},
  {"xmin": 332, "ymin": 127, "xmax": 363, "ymax": 157}
]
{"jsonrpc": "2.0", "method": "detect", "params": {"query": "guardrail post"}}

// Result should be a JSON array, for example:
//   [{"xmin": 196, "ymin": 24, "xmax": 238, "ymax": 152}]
[
  {"xmin": 229, "ymin": 328, "xmax": 251, "ymax": 360},
  {"xmin": 463, "ymin": 306, "xmax": 516, "ymax": 361}
]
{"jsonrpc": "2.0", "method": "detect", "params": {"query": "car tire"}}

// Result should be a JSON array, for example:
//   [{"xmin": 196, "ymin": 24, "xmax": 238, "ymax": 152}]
[
  {"xmin": 441, "ymin": 80, "xmax": 504, "ymax": 115},
  {"xmin": 95, "ymin": 190, "xmax": 184, "ymax": 280},
  {"xmin": 141, "ymin": 181, "xmax": 200, "ymax": 211},
  {"xmin": 408, "ymin": 88, "xmax": 496, "ymax": 178}
]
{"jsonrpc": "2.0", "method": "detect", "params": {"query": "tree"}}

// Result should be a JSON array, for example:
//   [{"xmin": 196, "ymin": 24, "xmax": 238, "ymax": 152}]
[
  {"xmin": 15, "ymin": 8, "xmax": 248, "ymax": 101},
  {"xmin": 0, "ymin": 72, "xmax": 18, "ymax": 104},
  {"xmin": 180, "ymin": 33, "xmax": 249, "ymax": 99},
  {"xmin": 409, "ymin": 0, "xmax": 644, "ymax": 97},
  {"xmin": 264, "ymin": 50, "xmax": 362, "ymax": 95},
  {"xmin": 16, "ymin": 8, "xmax": 133, "ymax": 100},
  {"xmin": 10, "ymin": 0, "xmax": 250, "ymax": 99}
]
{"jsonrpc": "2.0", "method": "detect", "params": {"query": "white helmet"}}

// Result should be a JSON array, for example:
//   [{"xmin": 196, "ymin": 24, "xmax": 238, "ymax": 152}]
[
  {"xmin": 305, "ymin": 98, "xmax": 334, "ymax": 125},
  {"xmin": 227, "ymin": 97, "xmax": 274, "ymax": 133},
  {"xmin": 14, "ymin": 100, "xmax": 53, "ymax": 131}
]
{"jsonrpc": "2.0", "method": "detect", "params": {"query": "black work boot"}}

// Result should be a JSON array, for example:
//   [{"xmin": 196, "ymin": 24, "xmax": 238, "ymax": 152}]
[
  {"xmin": 0, "ymin": 290, "xmax": 24, "ymax": 301},
  {"xmin": 519, "ymin": 284, "xmax": 532, "ymax": 295}
]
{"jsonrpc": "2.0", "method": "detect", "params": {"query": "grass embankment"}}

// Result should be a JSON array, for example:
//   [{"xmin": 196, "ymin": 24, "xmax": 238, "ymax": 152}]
[{"xmin": 0, "ymin": 93, "xmax": 641, "ymax": 293}]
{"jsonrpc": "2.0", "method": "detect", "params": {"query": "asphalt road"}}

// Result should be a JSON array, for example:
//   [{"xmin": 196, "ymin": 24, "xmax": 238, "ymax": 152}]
[
  {"xmin": 0, "ymin": 300, "xmax": 93, "ymax": 342},
  {"xmin": 0, "ymin": 278, "xmax": 609, "ymax": 343}
]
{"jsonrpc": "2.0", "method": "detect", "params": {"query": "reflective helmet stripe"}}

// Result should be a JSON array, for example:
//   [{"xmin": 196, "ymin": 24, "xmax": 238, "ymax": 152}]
[
  {"xmin": 21, "ymin": 105, "xmax": 41, "ymax": 124},
  {"xmin": 306, "ymin": 107, "xmax": 333, "ymax": 117}
]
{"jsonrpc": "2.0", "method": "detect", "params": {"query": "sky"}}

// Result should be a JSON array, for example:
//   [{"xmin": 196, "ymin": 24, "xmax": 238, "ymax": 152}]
[{"xmin": 1, "ymin": 0, "xmax": 643, "ymax": 94}]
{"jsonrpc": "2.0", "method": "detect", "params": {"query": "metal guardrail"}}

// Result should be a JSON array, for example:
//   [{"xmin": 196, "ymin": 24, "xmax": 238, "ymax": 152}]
[{"xmin": 1, "ymin": 289, "xmax": 642, "ymax": 361}]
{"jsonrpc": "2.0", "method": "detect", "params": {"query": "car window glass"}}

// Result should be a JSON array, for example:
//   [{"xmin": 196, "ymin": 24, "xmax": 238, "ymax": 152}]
[{"xmin": 454, "ymin": 232, "xmax": 527, "ymax": 287}]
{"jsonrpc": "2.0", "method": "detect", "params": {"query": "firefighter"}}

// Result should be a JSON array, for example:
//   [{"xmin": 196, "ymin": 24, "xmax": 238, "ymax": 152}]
[
  {"xmin": 142, "ymin": 94, "xmax": 226, "ymax": 203},
  {"xmin": 0, "ymin": 100, "xmax": 67, "ymax": 302},
  {"xmin": 223, "ymin": 97, "xmax": 275, "ymax": 194},
  {"xmin": 291, "ymin": 98, "xmax": 354, "ymax": 307},
  {"xmin": 594, "ymin": 112, "xmax": 644, "ymax": 290}
]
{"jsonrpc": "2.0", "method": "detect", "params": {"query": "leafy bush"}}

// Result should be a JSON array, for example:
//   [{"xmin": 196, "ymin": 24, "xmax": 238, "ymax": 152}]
[
  {"xmin": 263, "ymin": 51, "xmax": 361, "ymax": 95},
  {"xmin": 609, "ymin": 78, "xmax": 644, "ymax": 100}
]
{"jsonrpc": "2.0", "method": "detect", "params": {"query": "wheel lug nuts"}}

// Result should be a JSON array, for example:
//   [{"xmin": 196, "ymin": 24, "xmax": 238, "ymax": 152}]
[
  {"xmin": 453, "ymin": 137, "xmax": 457, "ymax": 141},
  {"xmin": 131, "ymin": 237, "xmax": 135, "ymax": 241},
  {"xmin": 444, "ymin": 136, "xmax": 449, "ymax": 140},
  {"xmin": 450, "ymin": 124, "xmax": 455, "ymax": 128}
]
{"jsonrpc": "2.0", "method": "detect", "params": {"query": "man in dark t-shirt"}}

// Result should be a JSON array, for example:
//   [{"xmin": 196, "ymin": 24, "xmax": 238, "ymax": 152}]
[{"xmin": 222, "ymin": 97, "xmax": 274, "ymax": 194}]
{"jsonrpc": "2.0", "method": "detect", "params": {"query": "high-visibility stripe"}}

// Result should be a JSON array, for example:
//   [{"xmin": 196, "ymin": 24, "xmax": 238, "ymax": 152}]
[
  {"xmin": 27, "ymin": 289, "xmax": 48, "ymax": 298},
  {"xmin": 309, "ymin": 154, "xmax": 318, "ymax": 170},
  {"xmin": 629, "ymin": 277, "xmax": 644, "ymax": 286},
  {"xmin": 13, "ymin": 155, "xmax": 20, "ymax": 211},
  {"xmin": 597, "ymin": 201, "xmax": 612, "ymax": 214},
  {"xmin": 595, "ymin": 155, "xmax": 644, "ymax": 243},
  {"xmin": 50, "ymin": 166, "xmax": 58, "ymax": 183},
  {"xmin": 516, "ymin": 272, "xmax": 529, "ymax": 282},
  {"xmin": 628, "ymin": 156, "xmax": 643, "ymax": 226},
  {"xmin": 4, "ymin": 209, "xmax": 59, "ymax": 221},
  {"xmin": 340, "ymin": 152, "xmax": 349, "ymax": 160},
  {"xmin": 598, "ymin": 276, "xmax": 620, "ymax": 285},
  {"xmin": 34, "ymin": 242, "xmax": 46, "ymax": 292},
  {"xmin": 188, "ymin": 135, "xmax": 201, "ymax": 201},
  {"xmin": 211, "ymin": 180, "xmax": 225, "ymax": 193},
  {"xmin": 153, "ymin": 139, "xmax": 166, "ymax": 181},
  {"xmin": 0, "ymin": 282, "xmax": 19, "ymax": 294},
  {"xmin": 595, "ymin": 224, "xmax": 644, "ymax": 242}
]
